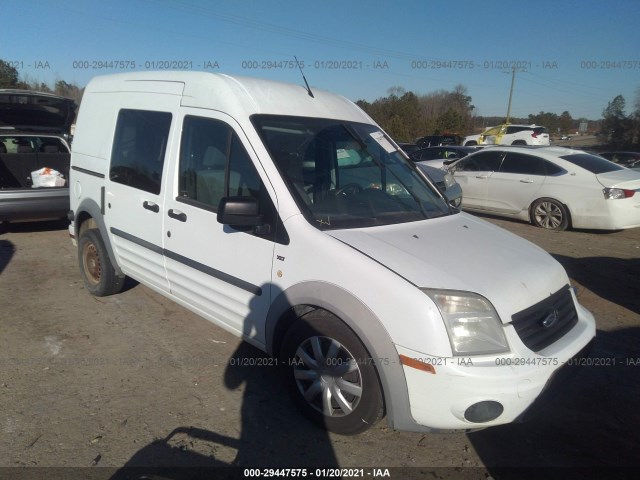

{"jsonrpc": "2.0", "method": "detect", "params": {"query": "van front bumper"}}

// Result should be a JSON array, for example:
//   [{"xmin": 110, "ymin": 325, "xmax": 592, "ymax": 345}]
[{"xmin": 394, "ymin": 309, "xmax": 595, "ymax": 431}]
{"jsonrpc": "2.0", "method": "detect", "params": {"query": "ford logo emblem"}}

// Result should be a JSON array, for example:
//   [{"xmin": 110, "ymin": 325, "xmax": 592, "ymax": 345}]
[{"xmin": 542, "ymin": 309, "xmax": 559, "ymax": 328}]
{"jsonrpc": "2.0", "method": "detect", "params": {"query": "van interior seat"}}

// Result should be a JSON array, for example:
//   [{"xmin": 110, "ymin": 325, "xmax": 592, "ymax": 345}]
[
  {"xmin": 196, "ymin": 145, "xmax": 227, "ymax": 207},
  {"xmin": 17, "ymin": 143, "xmax": 34, "ymax": 153},
  {"xmin": 40, "ymin": 143, "xmax": 61, "ymax": 153}
]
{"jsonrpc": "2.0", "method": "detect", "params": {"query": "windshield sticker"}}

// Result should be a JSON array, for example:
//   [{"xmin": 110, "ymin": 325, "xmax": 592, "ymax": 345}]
[
  {"xmin": 370, "ymin": 131, "xmax": 397, "ymax": 154},
  {"xmin": 336, "ymin": 148, "xmax": 350, "ymax": 159}
]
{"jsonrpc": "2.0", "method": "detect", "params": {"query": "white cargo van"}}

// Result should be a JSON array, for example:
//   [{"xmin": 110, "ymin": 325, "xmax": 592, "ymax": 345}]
[{"xmin": 69, "ymin": 72, "xmax": 595, "ymax": 435}]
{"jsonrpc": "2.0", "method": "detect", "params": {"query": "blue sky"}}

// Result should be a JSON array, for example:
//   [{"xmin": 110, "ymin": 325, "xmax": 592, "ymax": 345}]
[{"xmin": 2, "ymin": 0, "xmax": 639, "ymax": 120}]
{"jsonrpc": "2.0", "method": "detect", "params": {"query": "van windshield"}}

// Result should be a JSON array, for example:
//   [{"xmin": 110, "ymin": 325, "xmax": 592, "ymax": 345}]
[{"xmin": 252, "ymin": 115, "xmax": 453, "ymax": 230}]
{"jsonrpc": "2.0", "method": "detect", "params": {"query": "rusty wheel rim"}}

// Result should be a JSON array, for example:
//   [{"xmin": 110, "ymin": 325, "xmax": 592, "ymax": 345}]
[{"xmin": 82, "ymin": 242, "xmax": 101, "ymax": 286}]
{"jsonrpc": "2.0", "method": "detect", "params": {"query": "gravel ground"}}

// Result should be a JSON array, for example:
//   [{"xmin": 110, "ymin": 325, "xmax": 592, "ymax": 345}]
[{"xmin": 0, "ymin": 215, "xmax": 638, "ymax": 480}]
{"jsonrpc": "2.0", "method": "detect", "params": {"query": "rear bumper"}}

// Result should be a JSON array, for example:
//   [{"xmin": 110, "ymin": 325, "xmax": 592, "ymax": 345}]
[{"xmin": 0, "ymin": 187, "xmax": 69, "ymax": 221}]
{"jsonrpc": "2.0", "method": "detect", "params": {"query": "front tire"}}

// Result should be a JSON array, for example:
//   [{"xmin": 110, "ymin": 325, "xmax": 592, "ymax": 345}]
[
  {"xmin": 78, "ymin": 228, "xmax": 125, "ymax": 296},
  {"xmin": 280, "ymin": 310, "xmax": 384, "ymax": 435},
  {"xmin": 531, "ymin": 198, "xmax": 569, "ymax": 231}
]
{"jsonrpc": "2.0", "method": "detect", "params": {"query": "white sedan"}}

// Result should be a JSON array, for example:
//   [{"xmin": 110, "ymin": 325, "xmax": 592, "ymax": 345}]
[{"xmin": 447, "ymin": 146, "xmax": 640, "ymax": 230}]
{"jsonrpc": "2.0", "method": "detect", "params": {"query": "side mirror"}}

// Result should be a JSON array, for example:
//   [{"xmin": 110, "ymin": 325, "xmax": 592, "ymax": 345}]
[{"xmin": 217, "ymin": 196, "xmax": 264, "ymax": 227}]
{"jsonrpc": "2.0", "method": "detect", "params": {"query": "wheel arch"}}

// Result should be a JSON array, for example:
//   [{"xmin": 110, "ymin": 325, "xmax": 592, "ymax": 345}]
[
  {"xmin": 264, "ymin": 281, "xmax": 424, "ymax": 432},
  {"xmin": 73, "ymin": 198, "xmax": 123, "ymax": 276}
]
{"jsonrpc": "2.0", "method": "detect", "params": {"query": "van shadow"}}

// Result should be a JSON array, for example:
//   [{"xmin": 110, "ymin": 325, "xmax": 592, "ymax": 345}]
[
  {"xmin": 0, "ymin": 239, "xmax": 15, "ymax": 274},
  {"xmin": 468, "ymin": 327, "xmax": 640, "ymax": 478},
  {"xmin": 552, "ymin": 254, "xmax": 640, "ymax": 315},
  {"xmin": 111, "ymin": 282, "xmax": 339, "ymax": 479},
  {"xmin": 1, "ymin": 218, "xmax": 69, "ymax": 233},
  {"xmin": 110, "ymin": 343, "xmax": 340, "ymax": 479}
]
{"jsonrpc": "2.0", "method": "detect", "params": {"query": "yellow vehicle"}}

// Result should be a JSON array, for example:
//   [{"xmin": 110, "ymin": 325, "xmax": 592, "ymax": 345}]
[{"xmin": 463, "ymin": 124, "xmax": 549, "ymax": 146}]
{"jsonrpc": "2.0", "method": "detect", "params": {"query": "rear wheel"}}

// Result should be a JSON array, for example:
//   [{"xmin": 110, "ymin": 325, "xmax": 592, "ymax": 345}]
[
  {"xmin": 280, "ymin": 310, "xmax": 384, "ymax": 435},
  {"xmin": 531, "ymin": 198, "xmax": 569, "ymax": 231},
  {"xmin": 465, "ymin": 141, "xmax": 477, "ymax": 146},
  {"xmin": 78, "ymin": 228, "xmax": 125, "ymax": 296},
  {"xmin": 511, "ymin": 140, "xmax": 527, "ymax": 145}
]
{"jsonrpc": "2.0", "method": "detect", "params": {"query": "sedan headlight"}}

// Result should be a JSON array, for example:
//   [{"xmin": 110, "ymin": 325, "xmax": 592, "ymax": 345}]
[
  {"xmin": 422, "ymin": 289, "xmax": 509, "ymax": 356},
  {"xmin": 443, "ymin": 172, "xmax": 456, "ymax": 189}
]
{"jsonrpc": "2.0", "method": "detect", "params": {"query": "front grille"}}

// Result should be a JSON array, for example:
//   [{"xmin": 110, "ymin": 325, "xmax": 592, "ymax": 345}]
[{"xmin": 510, "ymin": 285, "xmax": 578, "ymax": 352}]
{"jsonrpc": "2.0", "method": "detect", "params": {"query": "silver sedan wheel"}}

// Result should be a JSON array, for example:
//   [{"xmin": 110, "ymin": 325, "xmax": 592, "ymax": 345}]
[
  {"xmin": 534, "ymin": 201, "xmax": 564, "ymax": 229},
  {"xmin": 293, "ymin": 336, "xmax": 363, "ymax": 417}
]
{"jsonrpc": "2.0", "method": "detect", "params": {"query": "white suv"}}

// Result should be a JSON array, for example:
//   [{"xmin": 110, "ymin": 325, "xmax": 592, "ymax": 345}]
[
  {"xmin": 68, "ymin": 72, "xmax": 594, "ymax": 435},
  {"xmin": 464, "ymin": 124, "xmax": 550, "ymax": 146}
]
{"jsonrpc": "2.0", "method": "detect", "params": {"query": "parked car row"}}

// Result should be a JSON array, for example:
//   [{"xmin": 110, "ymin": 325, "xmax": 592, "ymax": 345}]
[{"xmin": 597, "ymin": 151, "xmax": 640, "ymax": 169}]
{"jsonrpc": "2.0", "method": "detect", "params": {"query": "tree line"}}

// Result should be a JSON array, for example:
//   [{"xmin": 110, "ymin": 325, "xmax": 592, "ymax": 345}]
[
  {"xmin": 1, "ymin": 59, "xmax": 638, "ymax": 147},
  {"xmin": 599, "ymin": 93, "xmax": 640, "ymax": 147},
  {"xmin": 355, "ymin": 85, "xmax": 596, "ymax": 142},
  {"xmin": 356, "ymin": 85, "xmax": 476, "ymax": 143}
]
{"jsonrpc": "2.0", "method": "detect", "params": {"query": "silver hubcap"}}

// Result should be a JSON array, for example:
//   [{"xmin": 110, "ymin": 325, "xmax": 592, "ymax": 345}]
[
  {"xmin": 534, "ymin": 202, "xmax": 563, "ymax": 229},
  {"xmin": 293, "ymin": 336, "xmax": 363, "ymax": 417}
]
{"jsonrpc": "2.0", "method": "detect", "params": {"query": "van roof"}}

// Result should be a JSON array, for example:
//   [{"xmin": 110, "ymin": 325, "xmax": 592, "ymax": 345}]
[{"xmin": 84, "ymin": 71, "xmax": 373, "ymax": 123}]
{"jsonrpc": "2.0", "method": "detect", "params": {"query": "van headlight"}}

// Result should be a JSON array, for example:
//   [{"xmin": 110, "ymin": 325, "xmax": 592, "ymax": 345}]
[{"xmin": 422, "ymin": 289, "xmax": 509, "ymax": 356}]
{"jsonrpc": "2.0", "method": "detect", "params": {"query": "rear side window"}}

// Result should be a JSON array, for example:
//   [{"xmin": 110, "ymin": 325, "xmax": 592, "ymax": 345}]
[
  {"xmin": 500, "ymin": 152, "xmax": 547, "ymax": 175},
  {"xmin": 560, "ymin": 153, "xmax": 624, "ymax": 174},
  {"xmin": 109, "ymin": 109, "xmax": 172, "ymax": 195}
]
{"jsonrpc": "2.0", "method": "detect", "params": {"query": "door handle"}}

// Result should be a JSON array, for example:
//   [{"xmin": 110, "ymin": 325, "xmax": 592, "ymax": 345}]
[
  {"xmin": 519, "ymin": 179, "xmax": 534, "ymax": 184},
  {"xmin": 143, "ymin": 201, "xmax": 159, "ymax": 213},
  {"xmin": 475, "ymin": 175, "xmax": 488, "ymax": 179},
  {"xmin": 168, "ymin": 209, "xmax": 187, "ymax": 222}
]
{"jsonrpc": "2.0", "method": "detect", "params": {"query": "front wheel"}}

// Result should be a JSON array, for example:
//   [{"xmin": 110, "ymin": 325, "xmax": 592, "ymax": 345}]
[
  {"xmin": 531, "ymin": 198, "xmax": 569, "ymax": 231},
  {"xmin": 78, "ymin": 228, "xmax": 125, "ymax": 296},
  {"xmin": 280, "ymin": 310, "xmax": 384, "ymax": 435}
]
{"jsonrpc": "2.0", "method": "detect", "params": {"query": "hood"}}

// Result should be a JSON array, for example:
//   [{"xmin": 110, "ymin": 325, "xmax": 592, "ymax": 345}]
[
  {"xmin": 0, "ymin": 90, "xmax": 76, "ymax": 134},
  {"xmin": 328, "ymin": 213, "xmax": 569, "ymax": 322},
  {"xmin": 416, "ymin": 163, "xmax": 446, "ymax": 182},
  {"xmin": 596, "ymin": 169, "xmax": 640, "ymax": 190}
]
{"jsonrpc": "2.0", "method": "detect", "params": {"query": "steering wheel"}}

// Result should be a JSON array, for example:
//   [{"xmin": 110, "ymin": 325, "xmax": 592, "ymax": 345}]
[{"xmin": 334, "ymin": 183, "xmax": 363, "ymax": 196}]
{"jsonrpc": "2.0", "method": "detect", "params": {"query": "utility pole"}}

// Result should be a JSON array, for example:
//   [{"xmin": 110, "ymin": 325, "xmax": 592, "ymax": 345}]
[{"xmin": 505, "ymin": 66, "xmax": 516, "ymax": 125}]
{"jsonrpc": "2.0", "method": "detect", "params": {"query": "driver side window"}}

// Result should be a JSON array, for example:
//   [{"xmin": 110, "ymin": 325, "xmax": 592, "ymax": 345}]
[
  {"xmin": 178, "ymin": 116, "xmax": 265, "ymax": 210},
  {"xmin": 177, "ymin": 115, "xmax": 283, "ymax": 242},
  {"xmin": 455, "ymin": 151, "xmax": 504, "ymax": 172}
]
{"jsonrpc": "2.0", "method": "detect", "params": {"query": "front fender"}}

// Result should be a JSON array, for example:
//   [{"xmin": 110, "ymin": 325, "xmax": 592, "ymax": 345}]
[{"xmin": 265, "ymin": 281, "xmax": 432, "ymax": 432}]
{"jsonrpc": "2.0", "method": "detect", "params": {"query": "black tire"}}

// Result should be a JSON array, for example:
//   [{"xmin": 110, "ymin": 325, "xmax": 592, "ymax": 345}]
[
  {"xmin": 280, "ymin": 310, "xmax": 384, "ymax": 435},
  {"xmin": 511, "ymin": 140, "xmax": 527, "ymax": 145},
  {"xmin": 465, "ymin": 141, "xmax": 477, "ymax": 146},
  {"xmin": 530, "ymin": 198, "xmax": 569, "ymax": 231},
  {"xmin": 78, "ymin": 228, "xmax": 125, "ymax": 296}
]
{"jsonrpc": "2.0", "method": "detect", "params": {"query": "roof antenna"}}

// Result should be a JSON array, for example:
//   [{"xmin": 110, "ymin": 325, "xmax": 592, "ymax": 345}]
[{"xmin": 294, "ymin": 56, "xmax": 314, "ymax": 98}]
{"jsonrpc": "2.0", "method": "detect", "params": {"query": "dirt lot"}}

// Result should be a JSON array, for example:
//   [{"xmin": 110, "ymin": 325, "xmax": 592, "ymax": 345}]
[{"xmin": 0, "ymin": 215, "xmax": 638, "ymax": 480}]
